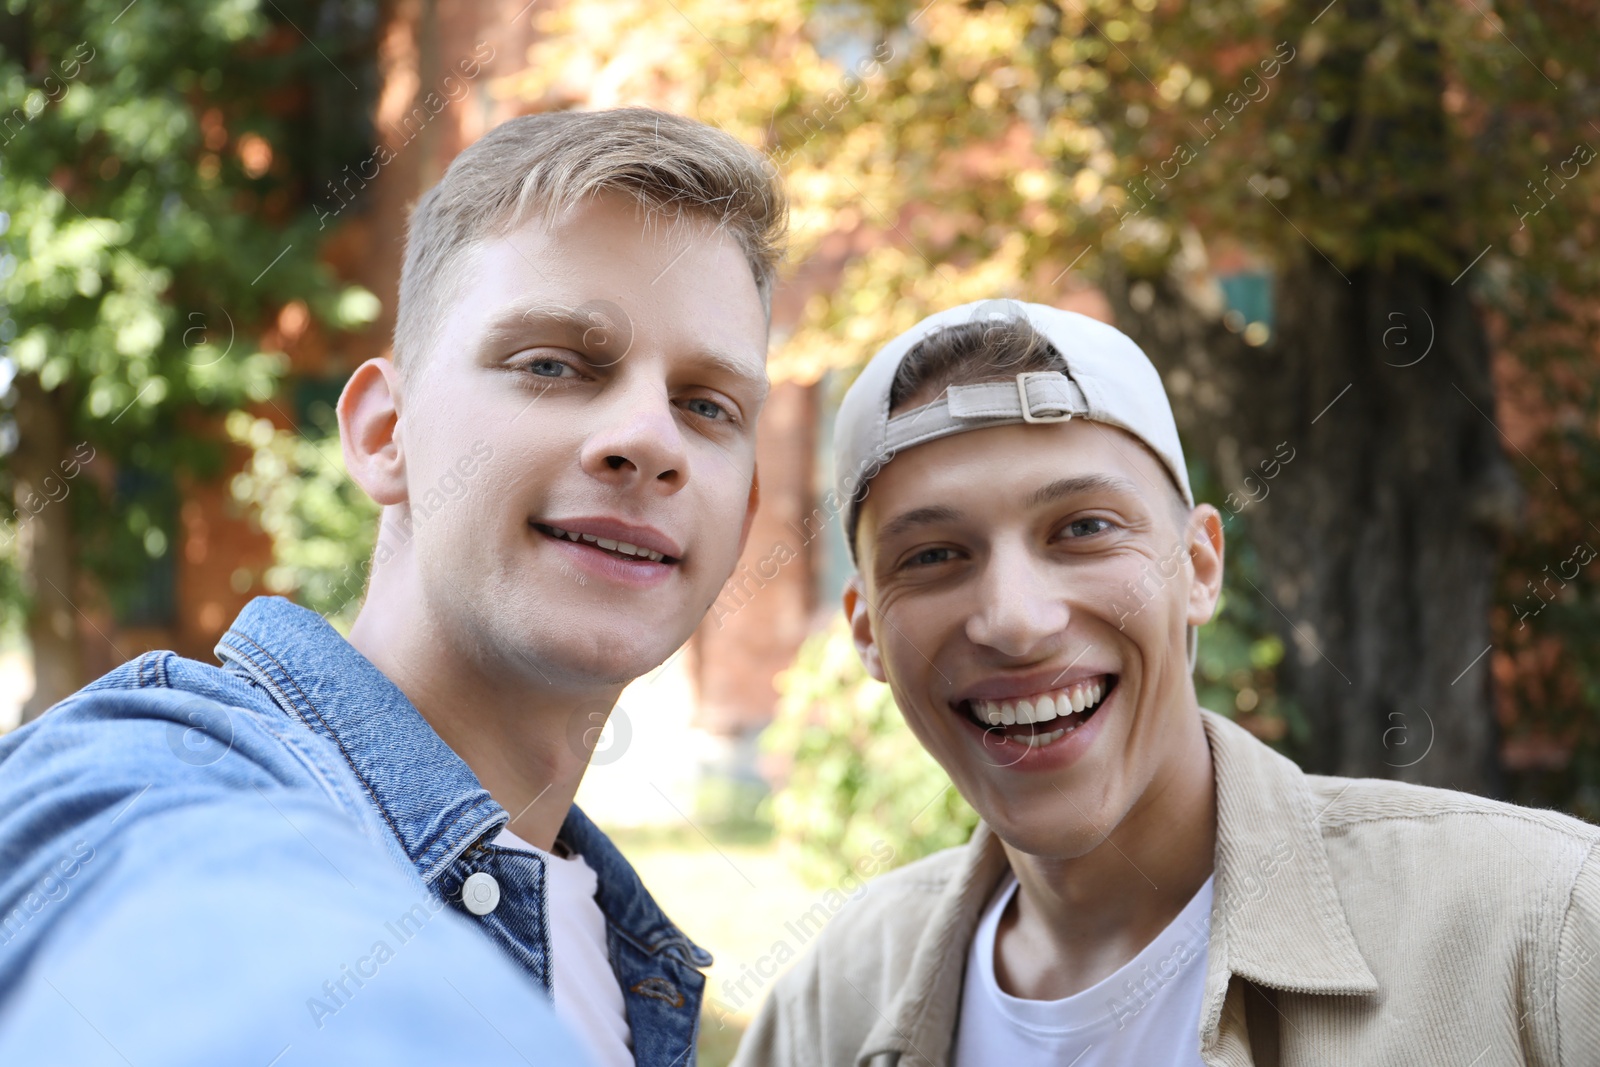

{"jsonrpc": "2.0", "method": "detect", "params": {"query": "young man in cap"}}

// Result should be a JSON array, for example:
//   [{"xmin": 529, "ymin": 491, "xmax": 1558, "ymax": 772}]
[
  {"xmin": 734, "ymin": 301, "xmax": 1600, "ymax": 1065},
  {"xmin": 0, "ymin": 108, "xmax": 784, "ymax": 1066}
]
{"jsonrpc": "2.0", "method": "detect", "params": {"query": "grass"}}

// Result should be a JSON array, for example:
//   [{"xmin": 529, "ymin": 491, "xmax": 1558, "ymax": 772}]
[{"xmin": 696, "ymin": 1014, "xmax": 748, "ymax": 1066}]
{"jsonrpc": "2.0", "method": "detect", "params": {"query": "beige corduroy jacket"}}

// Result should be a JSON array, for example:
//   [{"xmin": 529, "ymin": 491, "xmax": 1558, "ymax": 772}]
[{"xmin": 731, "ymin": 710, "xmax": 1600, "ymax": 1067}]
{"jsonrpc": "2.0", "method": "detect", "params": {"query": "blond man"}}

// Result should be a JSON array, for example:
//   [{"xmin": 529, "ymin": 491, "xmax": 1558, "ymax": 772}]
[{"xmin": 0, "ymin": 108, "xmax": 785, "ymax": 1067}]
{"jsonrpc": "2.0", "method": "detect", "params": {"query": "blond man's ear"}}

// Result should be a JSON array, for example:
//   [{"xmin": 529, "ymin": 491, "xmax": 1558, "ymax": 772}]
[{"xmin": 337, "ymin": 357, "xmax": 408, "ymax": 507}]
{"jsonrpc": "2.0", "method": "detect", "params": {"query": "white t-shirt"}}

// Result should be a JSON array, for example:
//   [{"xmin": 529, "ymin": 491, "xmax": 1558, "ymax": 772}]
[
  {"xmin": 953, "ymin": 872, "xmax": 1214, "ymax": 1067},
  {"xmin": 494, "ymin": 827, "xmax": 632, "ymax": 1067}
]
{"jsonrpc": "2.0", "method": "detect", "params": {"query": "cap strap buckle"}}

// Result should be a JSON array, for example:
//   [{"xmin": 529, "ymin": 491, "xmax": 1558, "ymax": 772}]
[{"xmin": 1017, "ymin": 372, "xmax": 1075, "ymax": 424}]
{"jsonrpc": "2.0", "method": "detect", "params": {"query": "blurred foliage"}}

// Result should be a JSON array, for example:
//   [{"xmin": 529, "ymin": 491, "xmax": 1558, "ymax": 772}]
[
  {"xmin": 0, "ymin": 0, "xmax": 377, "ymax": 632},
  {"xmin": 1188, "ymin": 459, "xmax": 1302, "ymax": 750},
  {"xmin": 225, "ymin": 407, "xmax": 376, "ymax": 632},
  {"xmin": 508, "ymin": 0, "xmax": 1598, "ymax": 382},
  {"xmin": 763, "ymin": 615, "xmax": 978, "ymax": 886},
  {"xmin": 1485, "ymin": 278, "xmax": 1600, "ymax": 818},
  {"xmin": 694, "ymin": 773, "xmax": 779, "ymax": 842}
]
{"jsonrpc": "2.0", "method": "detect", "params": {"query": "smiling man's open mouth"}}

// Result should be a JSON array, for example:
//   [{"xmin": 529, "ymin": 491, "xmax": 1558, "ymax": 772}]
[{"xmin": 954, "ymin": 673, "xmax": 1119, "ymax": 749}]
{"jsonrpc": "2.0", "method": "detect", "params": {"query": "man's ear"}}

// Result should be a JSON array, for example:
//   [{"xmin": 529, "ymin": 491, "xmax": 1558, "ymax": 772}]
[
  {"xmin": 736, "ymin": 465, "xmax": 761, "ymax": 559},
  {"xmin": 1185, "ymin": 503, "xmax": 1226, "ymax": 627},
  {"xmin": 338, "ymin": 357, "xmax": 408, "ymax": 506},
  {"xmin": 842, "ymin": 573, "xmax": 886, "ymax": 683}
]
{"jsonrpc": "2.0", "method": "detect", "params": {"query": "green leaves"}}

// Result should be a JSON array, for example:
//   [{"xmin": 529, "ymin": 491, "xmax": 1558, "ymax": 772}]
[
  {"xmin": 226, "ymin": 411, "xmax": 377, "ymax": 631},
  {"xmin": 763, "ymin": 620, "xmax": 978, "ymax": 886},
  {"xmin": 0, "ymin": 0, "xmax": 375, "ymax": 630}
]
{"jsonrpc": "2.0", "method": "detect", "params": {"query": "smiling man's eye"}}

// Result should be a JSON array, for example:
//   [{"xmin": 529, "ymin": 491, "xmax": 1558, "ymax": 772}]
[
  {"xmin": 907, "ymin": 547, "xmax": 957, "ymax": 567},
  {"xmin": 1065, "ymin": 516, "xmax": 1114, "ymax": 538}
]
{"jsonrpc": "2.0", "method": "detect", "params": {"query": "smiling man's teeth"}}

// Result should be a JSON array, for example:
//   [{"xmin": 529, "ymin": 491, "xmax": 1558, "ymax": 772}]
[
  {"xmin": 541, "ymin": 524, "xmax": 666, "ymax": 562},
  {"xmin": 974, "ymin": 677, "xmax": 1110, "ymax": 732},
  {"xmin": 1021, "ymin": 727, "xmax": 1067, "ymax": 748}
]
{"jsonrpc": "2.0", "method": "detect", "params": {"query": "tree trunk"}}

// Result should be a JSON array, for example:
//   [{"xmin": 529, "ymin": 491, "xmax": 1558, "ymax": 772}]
[
  {"xmin": 1107, "ymin": 251, "xmax": 1519, "ymax": 795},
  {"xmin": 15, "ymin": 374, "xmax": 87, "ymax": 723}
]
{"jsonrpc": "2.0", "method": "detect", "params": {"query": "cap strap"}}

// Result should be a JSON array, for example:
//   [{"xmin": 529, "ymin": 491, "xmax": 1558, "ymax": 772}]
[{"xmin": 883, "ymin": 372, "xmax": 1089, "ymax": 453}]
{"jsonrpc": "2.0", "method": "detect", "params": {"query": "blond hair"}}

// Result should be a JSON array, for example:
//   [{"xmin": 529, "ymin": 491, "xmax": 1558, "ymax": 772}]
[{"xmin": 393, "ymin": 108, "xmax": 787, "ymax": 371}]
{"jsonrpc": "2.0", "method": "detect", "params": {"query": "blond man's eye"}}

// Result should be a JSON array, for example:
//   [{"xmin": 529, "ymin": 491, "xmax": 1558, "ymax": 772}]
[
  {"xmin": 684, "ymin": 398, "xmax": 728, "ymax": 420},
  {"xmin": 527, "ymin": 359, "xmax": 572, "ymax": 378}
]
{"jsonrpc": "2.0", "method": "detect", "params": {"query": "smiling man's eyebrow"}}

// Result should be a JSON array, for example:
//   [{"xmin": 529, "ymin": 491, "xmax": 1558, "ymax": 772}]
[
  {"xmin": 876, "ymin": 476, "xmax": 1142, "ymax": 545},
  {"xmin": 1026, "ymin": 474, "xmax": 1144, "ymax": 509},
  {"xmin": 878, "ymin": 504, "xmax": 964, "ymax": 543}
]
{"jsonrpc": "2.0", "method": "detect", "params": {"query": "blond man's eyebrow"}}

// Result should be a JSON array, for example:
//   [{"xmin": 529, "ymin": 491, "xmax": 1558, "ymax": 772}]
[
  {"xmin": 475, "ymin": 302, "xmax": 619, "ymax": 360},
  {"xmin": 476, "ymin": 302, "xmax": 768, "ymax": 398},
  {"xmin": 677, "ymin": 348, "xmax": 770, "ymax": 402}
]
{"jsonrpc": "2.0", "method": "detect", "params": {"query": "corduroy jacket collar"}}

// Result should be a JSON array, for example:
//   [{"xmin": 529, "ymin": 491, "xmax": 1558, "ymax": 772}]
[{"xmin": 856, "ymin": 709, "xmax": 1379, "ymax": 1066}]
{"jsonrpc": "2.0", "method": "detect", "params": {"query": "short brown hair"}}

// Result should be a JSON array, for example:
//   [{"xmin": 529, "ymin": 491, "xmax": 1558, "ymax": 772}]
[
  {"xmin": 393, "ymin": 108, "xmax": 788, "ymax": 371},
  {"xmin": 888, "ymin": 316, "xmax": 1064, "ymax": 413}
]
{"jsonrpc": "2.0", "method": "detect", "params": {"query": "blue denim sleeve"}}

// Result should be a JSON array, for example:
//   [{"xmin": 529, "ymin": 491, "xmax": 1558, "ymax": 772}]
[{"xmin": 0, "ymin": 684, "xmax": 592, "ymax": 1065}]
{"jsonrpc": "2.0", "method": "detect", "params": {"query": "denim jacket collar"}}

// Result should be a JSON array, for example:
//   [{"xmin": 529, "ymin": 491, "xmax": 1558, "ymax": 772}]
[
  {"xmin": 560, "ymin": 806, "xmax": 714, "ymax": 968},
  {"xmin": 214, "ymin": 595, "xmax": 710, "ymax": 965},
  {"xmin": 217, "ymin": 595, "xmax": 500, "ymax": 882}
]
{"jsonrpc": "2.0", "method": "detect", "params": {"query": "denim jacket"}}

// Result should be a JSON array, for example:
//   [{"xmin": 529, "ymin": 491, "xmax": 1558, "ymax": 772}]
[{"xmin": 0, "ymin": 595, "xmax": 710, "ymax": 1066}]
